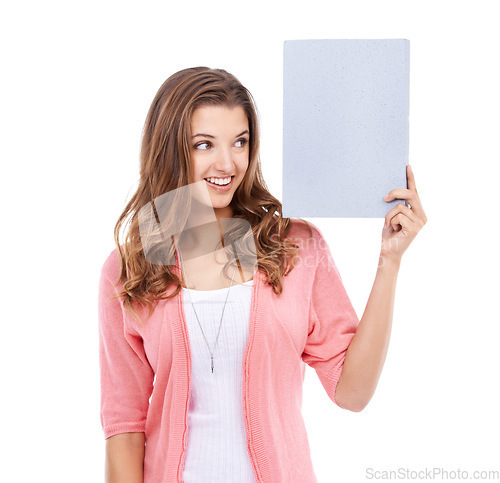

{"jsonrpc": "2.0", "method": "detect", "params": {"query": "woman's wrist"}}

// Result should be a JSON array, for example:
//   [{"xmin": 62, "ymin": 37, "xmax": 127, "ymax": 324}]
[{"xmin": 378, "ymin": 251, "xmax": 402, "ymax": 271}]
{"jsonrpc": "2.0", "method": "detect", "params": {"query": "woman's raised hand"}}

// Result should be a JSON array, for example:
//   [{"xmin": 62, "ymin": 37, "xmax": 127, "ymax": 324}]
[{"xmin": 381, "ymin": 165, "xmax": 427, "ymax": 265}]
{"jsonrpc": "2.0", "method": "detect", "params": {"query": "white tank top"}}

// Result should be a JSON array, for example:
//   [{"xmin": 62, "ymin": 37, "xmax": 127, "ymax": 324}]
[{"xmin": 181, "ymin": 279, "xmax": 257, "ymax": 483}]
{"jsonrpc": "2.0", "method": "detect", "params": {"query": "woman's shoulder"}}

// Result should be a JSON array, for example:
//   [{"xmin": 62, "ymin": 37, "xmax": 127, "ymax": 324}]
[
  {"xmin": 285, "ymin": 218, "xmax": 326, "ymax": 247},
  {"xmin": 100, "ymin": 244, "xmax": 124, "ymax": 282}
]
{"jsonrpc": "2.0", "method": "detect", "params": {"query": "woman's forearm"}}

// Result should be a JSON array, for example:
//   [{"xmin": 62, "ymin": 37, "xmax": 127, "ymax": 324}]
[
  {"xmin": 335, "ymin": 253, "xmax": 400, "ymax": 412},
  {"xmin": 105, "ymin": 432, "xmax": 145, "ymax": 483}
]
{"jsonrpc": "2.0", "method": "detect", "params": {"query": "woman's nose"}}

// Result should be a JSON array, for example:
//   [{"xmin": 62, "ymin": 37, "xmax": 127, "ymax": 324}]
[{"xmin": 214, "ymin": 146, "xmax": 233, "ymax": 171}]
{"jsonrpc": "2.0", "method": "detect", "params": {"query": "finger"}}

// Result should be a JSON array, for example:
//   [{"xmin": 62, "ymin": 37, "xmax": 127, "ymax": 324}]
[
  {"xmin": 406, "ymin": 165, "xmax": 427, "ymax": 222},
  {"xmin": 384, "ymin": 165, "xmax": 418, "ymax": 201},
  {"xmin": 390, "ymin": 211, "xmax": 422, "ymax": 232},
  {"xmin": 384, "ymin": 202, "xmax": 419, "ymax": 228},
  {"xmin": 384, "ymin": 188, "xmax": 414, "ymax": 204},
  {"xmin": 385, "ymin": 187, "xmax": 425, "ymax": 215},
  {"xmin": 406, "ymin": 165, "xmax": 417, "ymax": 193},
  {"xmin": 388, "ymin": 212, "xmax": 413, "ymax": 232}
]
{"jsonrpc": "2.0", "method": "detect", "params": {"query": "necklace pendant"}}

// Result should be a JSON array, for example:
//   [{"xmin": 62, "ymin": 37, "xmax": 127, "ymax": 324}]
[{"xmin": 178, "ymin": 250, "xmax": 237, "ymax": 378}]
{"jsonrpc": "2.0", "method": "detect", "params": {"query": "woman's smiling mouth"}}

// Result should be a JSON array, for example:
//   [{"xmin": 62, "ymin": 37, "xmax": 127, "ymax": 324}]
[{"xmin": 204, "ymin": 176, "xmax": 234, "ymax": 191}]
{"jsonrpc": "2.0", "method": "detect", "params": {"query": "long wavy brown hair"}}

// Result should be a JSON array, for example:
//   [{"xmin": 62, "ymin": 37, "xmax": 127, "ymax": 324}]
[{"xmin": 111, "ymin": 66, "xmax": 313, "ymax": 326}]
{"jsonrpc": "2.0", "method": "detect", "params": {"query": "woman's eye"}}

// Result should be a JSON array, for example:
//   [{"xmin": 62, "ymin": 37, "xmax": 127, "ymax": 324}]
[
  {"xmin": 235, "ymin": 138, "xmax": 248, "ymax": 148},
  {"xmin": 195, "ymin": 142, "xmax": 211, "ymax": 150}
]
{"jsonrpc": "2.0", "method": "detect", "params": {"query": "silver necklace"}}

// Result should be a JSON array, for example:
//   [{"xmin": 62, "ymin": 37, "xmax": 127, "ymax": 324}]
[{"xmin": 178, "ymin": 248, "xmax": 237, "ymax": 374}]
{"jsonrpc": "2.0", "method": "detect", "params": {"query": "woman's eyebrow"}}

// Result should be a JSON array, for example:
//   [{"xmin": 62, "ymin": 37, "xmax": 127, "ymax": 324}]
[
  {"xmin": 191, "ymin": 130, "xmax": 249, "ymax": 139},
  {"xmin": 192, "ymin": 133, "xmax": 215, "ymax": 139}
]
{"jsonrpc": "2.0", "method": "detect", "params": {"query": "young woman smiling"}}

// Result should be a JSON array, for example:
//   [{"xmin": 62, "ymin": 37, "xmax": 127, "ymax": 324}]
[{"xmin": 98, "ymin": 67, "xmax": 427, "ymax": 482}]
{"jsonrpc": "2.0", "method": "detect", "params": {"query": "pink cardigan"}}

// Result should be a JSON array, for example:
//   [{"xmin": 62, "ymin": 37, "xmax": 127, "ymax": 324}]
[{"xmin": 98, "ymin": 220, "xmax": 360, "ymax": 482}]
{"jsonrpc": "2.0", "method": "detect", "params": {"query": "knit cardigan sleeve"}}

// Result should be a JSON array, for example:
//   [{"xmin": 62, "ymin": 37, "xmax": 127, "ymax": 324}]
[
  {"xmin": 301, "ymin": 226, "xmax": 360, "ymax": 407},
  {"xmin": 98, "ymin": 251, "xmax": 154, "ymax": 439}
]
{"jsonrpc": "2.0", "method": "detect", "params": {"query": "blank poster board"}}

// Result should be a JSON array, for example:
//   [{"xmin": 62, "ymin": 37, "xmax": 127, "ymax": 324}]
[{"xmin": 282, "ymin": 39, "xmax": 410, "ymax": 218}]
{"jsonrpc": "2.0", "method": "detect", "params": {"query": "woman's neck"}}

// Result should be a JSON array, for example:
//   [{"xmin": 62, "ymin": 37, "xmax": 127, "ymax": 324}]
[{"xmin": 177, "ymin": 218, "xmax": 225, "ymax": 260}]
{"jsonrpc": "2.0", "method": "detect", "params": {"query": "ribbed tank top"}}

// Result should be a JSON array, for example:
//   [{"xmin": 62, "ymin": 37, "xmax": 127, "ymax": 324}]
[{"xmin": 181, "ymin": 279, "xmax": 257, "ymax": 482}]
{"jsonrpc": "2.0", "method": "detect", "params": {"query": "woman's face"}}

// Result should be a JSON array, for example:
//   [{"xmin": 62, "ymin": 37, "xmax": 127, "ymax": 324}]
[{"xmin": 189, "ymin": 105, "xmax": 250, "ymax": 219}]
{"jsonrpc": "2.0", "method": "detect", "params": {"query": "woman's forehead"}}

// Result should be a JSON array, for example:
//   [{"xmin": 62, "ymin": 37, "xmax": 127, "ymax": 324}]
[{"xmin": 191, "ymin": 105, "xmax": 248, "ymax": 133}]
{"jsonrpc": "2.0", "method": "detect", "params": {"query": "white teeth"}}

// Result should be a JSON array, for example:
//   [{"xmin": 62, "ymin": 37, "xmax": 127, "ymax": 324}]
[{"xmin": 206, "ymin": 177, "xmax": 231, "ymax": 185}]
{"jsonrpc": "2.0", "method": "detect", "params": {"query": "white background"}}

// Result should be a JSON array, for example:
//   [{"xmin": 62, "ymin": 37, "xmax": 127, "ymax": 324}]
[{"xmin": 1, "ymin": 0, "xmax": 499, "ymax": 482}]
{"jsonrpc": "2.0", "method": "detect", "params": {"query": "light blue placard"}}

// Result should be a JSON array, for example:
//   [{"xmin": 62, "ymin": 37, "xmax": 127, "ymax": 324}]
[{"xmin": 282, "ymin": 39, "xmax": 410, "ymax": 218}]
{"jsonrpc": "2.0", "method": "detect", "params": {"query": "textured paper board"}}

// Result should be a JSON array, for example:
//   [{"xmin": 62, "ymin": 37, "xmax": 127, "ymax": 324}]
[{"xmin": 282, "ymin": 39, "xmax": 410, "ymax": 218}]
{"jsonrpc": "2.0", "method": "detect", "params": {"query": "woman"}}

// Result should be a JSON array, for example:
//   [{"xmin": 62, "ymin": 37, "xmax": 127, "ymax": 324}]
[{"xmin": 98, "ymin": 66, "xmax": 427, "ymax": 482}]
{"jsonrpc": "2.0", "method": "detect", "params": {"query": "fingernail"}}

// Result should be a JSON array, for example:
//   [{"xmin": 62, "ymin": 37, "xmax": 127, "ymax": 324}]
[{"xmin": 383, "ymin": 194, "xmax": 390, "ymax": 200}]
